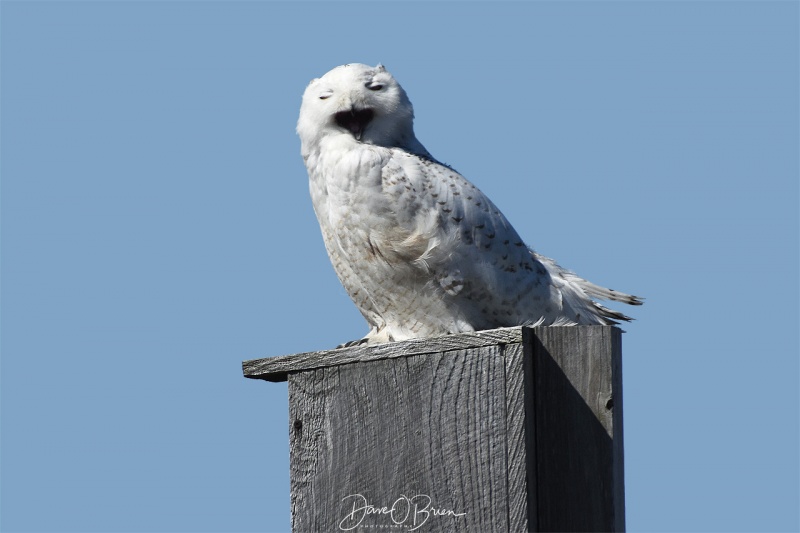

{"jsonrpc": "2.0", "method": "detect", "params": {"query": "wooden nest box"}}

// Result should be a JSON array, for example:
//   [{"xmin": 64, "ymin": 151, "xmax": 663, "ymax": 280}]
[{"xmin": 243, "ymin": 326, "xmax": 625, "ymax": 532}]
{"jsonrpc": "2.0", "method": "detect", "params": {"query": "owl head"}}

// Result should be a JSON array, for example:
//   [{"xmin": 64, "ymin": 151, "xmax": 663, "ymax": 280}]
[{"xmin": 297, "ymin": 64, "xmax": 427, "ymax": 156}]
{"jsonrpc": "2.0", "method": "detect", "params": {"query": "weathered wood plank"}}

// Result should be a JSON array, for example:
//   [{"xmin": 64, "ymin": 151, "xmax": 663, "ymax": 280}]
[
  {"xmin": 243, "ymin": 326, "xmax": 525, "ymax": 382},
  {"xmin": 248, "ymin": 326, "xmax": 626, "ymax": 532},
  {"xmin": 288, "ymin": 344, "xmax": 521, "ymax": 532},
  {"xmin": 287, "ymin": 365, "xmax": 333, "ymax": 532},
  {"xmin": 504, "ymin": 341, "xmax": 535, "ymax": 532},
  {"xmin": 530, "ymin": 326, "xmax": 625, "ymax": 532}
]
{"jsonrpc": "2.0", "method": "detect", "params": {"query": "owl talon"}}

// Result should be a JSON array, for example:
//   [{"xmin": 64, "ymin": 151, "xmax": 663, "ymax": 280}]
[{"xmin": 337, "ymin": 338, "xmax": 369, "ymax": 349}]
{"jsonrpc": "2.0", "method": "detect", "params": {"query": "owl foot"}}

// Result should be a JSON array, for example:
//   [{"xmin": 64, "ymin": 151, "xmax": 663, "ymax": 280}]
[{"xmin": 337, "ymin": 338, "xmax": 370, "ymax": 349}]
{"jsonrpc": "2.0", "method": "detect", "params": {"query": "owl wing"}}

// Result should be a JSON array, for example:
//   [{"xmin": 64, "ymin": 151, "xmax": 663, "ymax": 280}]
[
  {"xmin": 388, "ymin": 152, "xmax": 645, "ymax": 326},
  {"xmin": 374, "ymin": 150, "xmax": 553, "ymax": 324}
]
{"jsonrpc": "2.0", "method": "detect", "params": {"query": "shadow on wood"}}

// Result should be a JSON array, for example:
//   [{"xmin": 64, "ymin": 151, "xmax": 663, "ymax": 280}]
[
  {"xmin": 530, "ymin": 328, "xmax": 625, "ymax": 532},
  {"xmin": 243, "ymin": 326, "xmax": 625, "ymax": 532}
]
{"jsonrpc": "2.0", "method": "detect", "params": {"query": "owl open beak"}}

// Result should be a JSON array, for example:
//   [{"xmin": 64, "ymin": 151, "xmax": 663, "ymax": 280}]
[{"xmin": 334, "ymin": 108, "xmax": 374, "ymax": 141}]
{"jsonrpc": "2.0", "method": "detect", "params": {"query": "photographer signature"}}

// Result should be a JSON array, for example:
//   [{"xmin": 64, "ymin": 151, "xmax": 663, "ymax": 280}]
[{"xmin": 339, "ymin": 493, "xmax": 467, "ymax": 531}]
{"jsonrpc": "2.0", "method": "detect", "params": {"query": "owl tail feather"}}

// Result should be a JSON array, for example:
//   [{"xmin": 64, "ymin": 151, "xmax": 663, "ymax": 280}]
[{"xmin": 533, "ymin": 252, "xmax": 644, "ymax": 326}]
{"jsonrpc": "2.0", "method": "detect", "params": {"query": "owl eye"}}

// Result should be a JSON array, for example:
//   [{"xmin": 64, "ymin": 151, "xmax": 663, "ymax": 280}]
[
  {"xmin": 319, "ymin": 90, "xmax": 333, "ymax": 100},
  {"xmin": 367, "ymin": 83, "xmax": 383, "ymax": 91}
]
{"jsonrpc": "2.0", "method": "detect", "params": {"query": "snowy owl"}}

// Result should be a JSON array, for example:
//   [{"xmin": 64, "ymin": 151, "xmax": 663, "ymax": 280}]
[{"xmin": 298, "ymin": 63, "xmax": 642, "ymax": 345}]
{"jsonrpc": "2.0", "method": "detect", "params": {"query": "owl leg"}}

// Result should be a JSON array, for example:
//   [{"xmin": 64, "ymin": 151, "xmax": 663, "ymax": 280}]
[{"xmin": 363, "ymin": 326, "xmax": 394, "ymax": 344}]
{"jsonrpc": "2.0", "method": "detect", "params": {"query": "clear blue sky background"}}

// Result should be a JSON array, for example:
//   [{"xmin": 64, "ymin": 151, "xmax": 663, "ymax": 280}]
[{"xmin": 2, "ymin": 1, "xmax": 798, "ymax": 532}]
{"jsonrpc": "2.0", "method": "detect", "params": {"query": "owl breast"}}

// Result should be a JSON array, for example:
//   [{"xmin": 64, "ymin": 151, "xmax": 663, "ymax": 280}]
[{"xmin": 308, "ymin": 143, "xmax": 477, "ymax": 341}]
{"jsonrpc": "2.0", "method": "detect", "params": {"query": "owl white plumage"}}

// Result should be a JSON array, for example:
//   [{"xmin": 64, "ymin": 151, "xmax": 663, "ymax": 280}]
[{"xmin": 298, "ymin": 63, "xmax": 642, "ymax": 345}]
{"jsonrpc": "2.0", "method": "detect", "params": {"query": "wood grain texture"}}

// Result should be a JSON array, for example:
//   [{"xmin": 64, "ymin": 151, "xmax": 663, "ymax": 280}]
[
  {"xmin": 288, "ymin": 344, "xmax": 521, "ymax": 532},
  {"xmin": 529, "ymin": 326, "xmax": 625, "ymax": 532},
  {"xmin": 248, "ymin": 326, "xmax": 625, "ymax": 532},
  {"xmin": 243, "ymin": 327, "xmax": 525, "ymax": 382},
  {"xmin": 503, "ymin": 342, "xmax": 534, "ymax": 532}
]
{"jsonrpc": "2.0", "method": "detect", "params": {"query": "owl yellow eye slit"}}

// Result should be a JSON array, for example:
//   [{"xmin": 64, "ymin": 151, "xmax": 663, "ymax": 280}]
[{"xmin": 367, "ymin": 83, "xmax": 383, "ymax": 91}]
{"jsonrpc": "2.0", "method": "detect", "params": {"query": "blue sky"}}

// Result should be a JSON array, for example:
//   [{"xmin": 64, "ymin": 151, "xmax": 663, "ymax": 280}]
[{"xmin": 2, "ymin": 1, "xmax": 798, "ymax": 532}]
